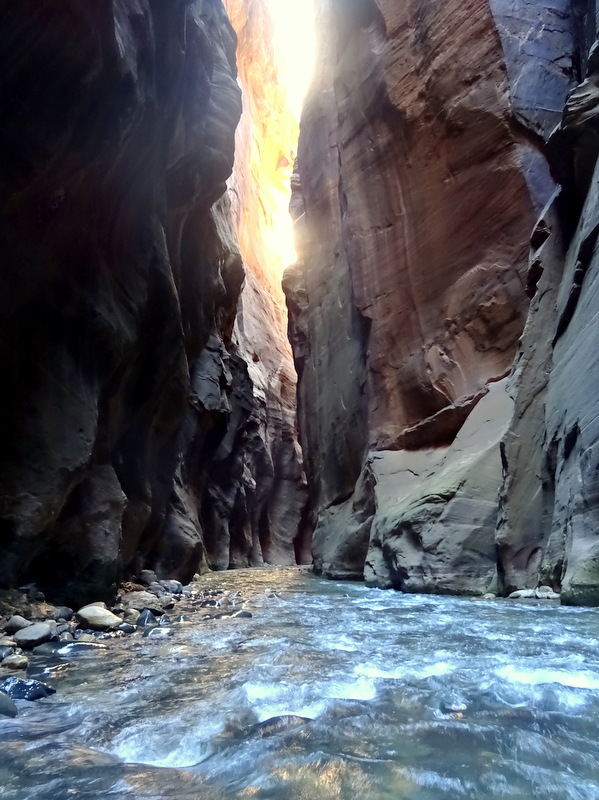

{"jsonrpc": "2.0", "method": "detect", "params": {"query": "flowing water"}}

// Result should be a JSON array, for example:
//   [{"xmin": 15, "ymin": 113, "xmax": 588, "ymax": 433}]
[{"xmin": 2, "ymin": 567, "xmax": 599, "ymax": 800}]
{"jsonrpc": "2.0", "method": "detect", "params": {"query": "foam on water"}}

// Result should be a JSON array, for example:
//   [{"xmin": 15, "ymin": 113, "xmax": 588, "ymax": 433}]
[{"xmin": 495, "ymin": 665, "xmax": 599, "ymax": 690}]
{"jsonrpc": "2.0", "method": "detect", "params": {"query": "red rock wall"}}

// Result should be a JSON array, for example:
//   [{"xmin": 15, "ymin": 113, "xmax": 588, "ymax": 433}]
[{"xmin": 286, "ymin": 0, "xmax": 578, "ymax": 591}]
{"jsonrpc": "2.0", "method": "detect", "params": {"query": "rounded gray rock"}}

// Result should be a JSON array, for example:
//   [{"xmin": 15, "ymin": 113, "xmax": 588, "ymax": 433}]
[
  {"xmin": 4, "ymin": 616, "xmax": 32, "ymax": 635},
  {"xmin": 75, "ymin": 605, "xmax": 122, "ymax": 631},
  {"xmin": 13, "ymin": 623, "xmax": 53, "ymax": 649}
]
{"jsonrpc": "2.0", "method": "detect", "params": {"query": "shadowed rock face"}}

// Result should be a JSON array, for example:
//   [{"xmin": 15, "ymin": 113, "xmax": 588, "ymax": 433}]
[
  {"xmin": 498, "ymin": 2, "xmax": 599, "ymax": 605},
  {"xmin": 0, "ymin": 0, "xmax": 242, "ymax": 604},
  {"xmin": 285, "ymin": 0, "xmax": 583, "ymax": 593},
  {"xmin": 0, "ymin": 0, "xmax": 306, "ymax": 605}
]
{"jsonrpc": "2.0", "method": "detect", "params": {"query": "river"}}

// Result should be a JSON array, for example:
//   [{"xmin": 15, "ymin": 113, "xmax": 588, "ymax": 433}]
[{"xmin": 2, "ymin": 567, "xmax": 599, "ymax": 799}]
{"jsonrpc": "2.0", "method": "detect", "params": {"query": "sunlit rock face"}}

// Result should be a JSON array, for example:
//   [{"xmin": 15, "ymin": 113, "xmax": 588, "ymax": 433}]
[
  {"xmin": 0, "ymin": 0, "xmax": 306, "ymax": 605},
  {"xmin": 285, "ymin": 0, "xmax": 579, "ymax": 592},
  {"xmin": 191, "ymin": 0, "xmax": 310, "ymax": 570}
]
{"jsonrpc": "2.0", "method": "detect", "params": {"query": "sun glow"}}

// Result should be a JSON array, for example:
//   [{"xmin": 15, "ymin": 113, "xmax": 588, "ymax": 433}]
[
  {"xmin": 224, "ymin": 0, "xmax": 317, "ymax": 288},
  {"xmin": 266, "ymin": 0, "xmax": 317, "ymax": 120}
]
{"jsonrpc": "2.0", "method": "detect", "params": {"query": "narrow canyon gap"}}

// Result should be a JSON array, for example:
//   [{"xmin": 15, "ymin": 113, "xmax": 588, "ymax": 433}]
[{"xmin": 1, "ymin": 0, "xmax": 599, "ymax": 608}]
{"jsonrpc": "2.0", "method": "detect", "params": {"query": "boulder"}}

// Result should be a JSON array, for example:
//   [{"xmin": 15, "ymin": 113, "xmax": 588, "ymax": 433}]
[
  {"xmin": 13, "ymin": 622, "xmax": 54, "ymax": 649},
  {"xmin": 1, "ymin": 654, "xmax": 28, "ymax": 670},
  {"xmin": 4, "ymin": 616, "xmax": 32, "ymax": 634},
  {"xmin": 75, "ymin": 605, "xmax": 122, "ymax": 631},
  {"xmin": 137, "ymin": 570, "xmax": 158, "ymax": 586},
  {"xmin": 507, "ymin": 589, "xmax": 537, "ymax": 599},
  {"xmin": 121, "ymin": 592, "xmax": 167, "ymax": 614},
  {"xmin": 0, "ymin": 676, "xmax": 56, "ymax": 700}
]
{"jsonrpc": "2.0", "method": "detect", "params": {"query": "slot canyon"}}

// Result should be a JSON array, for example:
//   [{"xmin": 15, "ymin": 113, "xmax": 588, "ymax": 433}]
[{"xmin": 2, "ymin": 1, "xmax": 599, "ymax": 798}]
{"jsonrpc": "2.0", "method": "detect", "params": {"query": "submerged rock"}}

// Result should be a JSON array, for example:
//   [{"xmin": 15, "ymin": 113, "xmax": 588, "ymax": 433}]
[
  {"xmin": 251, "ymin": 715, "xmax": 312, "ymax": 737},
  {"xmin": 0, "ymin": 676, "xmax": 56, "ymax": 701},
  {"xmin": 1, "ymin": 654, "xmax": 28, "ymax": 670},
  {"xmin": 0, "ymin": 690, "xmax": 18, "ymax": 718}
]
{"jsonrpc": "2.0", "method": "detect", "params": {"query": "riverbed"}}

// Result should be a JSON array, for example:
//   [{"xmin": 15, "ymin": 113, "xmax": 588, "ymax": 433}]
[{"xmin": 2, "ymin": 567, "xmax": 599, "ymax": 799}]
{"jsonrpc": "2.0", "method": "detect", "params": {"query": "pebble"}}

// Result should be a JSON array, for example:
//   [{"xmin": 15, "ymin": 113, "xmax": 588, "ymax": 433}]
[
  {"xmin": 4, "ymin": 615, "xmax": 32, "ymax": 634},
  {"xmin": 13, "ymin": 622, "xmax": 54, "ymax": 649},
  {"xmin": 0, "ymin": 646, "xmax": 13, "ymax": 660},
  {"xmin": 1, "ymin": 653, "xmax": 28, "ymax": 670}
]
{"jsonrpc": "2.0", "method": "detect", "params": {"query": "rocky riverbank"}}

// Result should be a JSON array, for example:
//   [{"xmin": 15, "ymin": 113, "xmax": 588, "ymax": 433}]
[
  {"xmin": 0, "ymin": 566, "xmax": 562, "ymax": 721},
  {"xmin": 0, "ymin": 568, "xmax": 317, "ymax": 718}
]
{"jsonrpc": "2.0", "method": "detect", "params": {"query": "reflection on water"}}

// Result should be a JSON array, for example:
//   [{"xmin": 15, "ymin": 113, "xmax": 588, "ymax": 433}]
[{"xmin": 2, "ymin": 568, "xmax": 599, "ymax": 799}]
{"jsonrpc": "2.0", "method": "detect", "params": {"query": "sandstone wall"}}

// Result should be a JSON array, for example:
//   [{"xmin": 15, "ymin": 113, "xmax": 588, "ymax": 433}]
[
  {"xmin": 286, "ymin": 0, "xmax": 587, "ymax": 594},
  {"xmin": 497, "ymin": 0, "xmax": 599, "ymax": 604},
  {"xmin": 0, "ymin": 0, "xmax": 306, "ymax": 606}
]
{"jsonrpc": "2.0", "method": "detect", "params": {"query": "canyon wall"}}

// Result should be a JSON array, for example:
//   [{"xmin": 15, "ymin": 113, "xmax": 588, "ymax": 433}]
[
  {"xmin": 286, "ymin": 0, "xmax": 599, "ymax": 600},
  {"xmin": 0, "ymin": 0, "xmax": 305, "ymax": 606}
]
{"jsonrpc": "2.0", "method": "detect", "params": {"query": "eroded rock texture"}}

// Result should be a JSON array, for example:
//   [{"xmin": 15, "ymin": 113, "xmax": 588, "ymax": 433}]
[
  {"xmin": 498, "ymin": 1, "xmax": 599, "ymax": 605},
  {"xmin": 0, "ymin": 0, "xmax": 305, "ymax": 605},
  {"xmin": 286, "ymin": 0, "xmax": 584, "ymax": 594}
]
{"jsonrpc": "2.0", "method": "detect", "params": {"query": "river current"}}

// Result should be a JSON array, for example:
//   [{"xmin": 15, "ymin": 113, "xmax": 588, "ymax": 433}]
[{"xmin": 2, "ymin": 567, "xmax": 599, "ymax": 799}]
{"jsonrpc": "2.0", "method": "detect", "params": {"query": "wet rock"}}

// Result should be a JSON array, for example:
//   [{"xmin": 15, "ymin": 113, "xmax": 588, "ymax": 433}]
[
  {"xmin": 137, "ymin": 570, "xmax": 158, "ymax": 587},
  {"xmin": 121, "ymin": 592, "xmax": 166, "ymax": 615},
  {"xmin": 232, "ymin": 611, "xmax": 253, "ymax": 619},
  {"xmin": 0, "ymin": 637, "xmax": 16, "ymax": 647},
  {"xmin": 251, "ymin": 715, "xmax": 312, "ymax": 737},
  {"xmin": 0, "ymin": 690, "xmax": 18, "ymax": 718},
  {"xmin": 123, "ymin": 609, "xmax": 140, "ymax": 624},
  {"xmin": 58, "ymin": 632, "xmax": 75, "ymax": 642},
  {"xmin": 143, "ymin": 627, "xmax": 173, "ymax": 638},
  {"xmin": 160, "ymin": 580, "xmax": 183, "ymax": 594},
  {"xmin": 4, "ymin": 615, "xmax": 32, "ymax": 634},
  {"xmin": 508, "ymin": 589, "xmax": 537, "ymax": 599},
  {"xmin": 52, "ymin": 606, "xmax": 74, "ymax": 622},
  {"xmin": 137, "ymin": 609, "xmax": 159, "ymax": 627},
  {"xmin": 147, "ymin": 582, "xmax": 167, "ymax": 598},
  {"xmin": 75, "ymin": 605, "xmax": 122, "ymax": 631},
  {"xmin": 0, "ymin": 646, "xmax": 14, "ymax": 660},
  {"xmin": 535, "ymin": 587, "xmax": 560, "ymax": 600},
  {"xmin": 13, "ymin": 622, "xmax": 53, "ymax": 649},
  {"xmin": 440, "ymin": 699, "xmax": 468, "ymax": 714},
  {"xmin": 1, "ymin": 654, "xmax": 28, "ymax": 670},
  {"xmin": 76, "ymin": 633, "xmax": 97, "ymax": 643},
  {"xmin": 483, "ymin": 593, "xmax": 496, "ymax": 600},
  {"xmin": 118, "ymin": 623, "xmax": 136, "ymax": 634},
  {"xmin": 0, "ymin": 676, "xmax": 56, "ymax": 700}
]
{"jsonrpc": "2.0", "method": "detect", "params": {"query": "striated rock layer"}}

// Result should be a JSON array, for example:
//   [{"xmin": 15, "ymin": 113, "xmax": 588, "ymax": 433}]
[
  {"xmin": 0, "ymin": 0, "xmax": 306, "ymax": 606},
  {"xmin": 285, "ymin": 0, "xmax": 598, "ymax": 596},
  {"xmin": 497, "ymin": 0, "xmax": 599, "ymax": 605}
]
